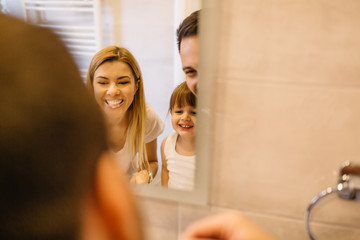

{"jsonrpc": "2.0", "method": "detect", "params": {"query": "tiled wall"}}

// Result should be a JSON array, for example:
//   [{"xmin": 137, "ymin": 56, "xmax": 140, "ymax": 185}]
[
  {"xmin": 138, "ymin": 0, "xmax": 360, "ymax": 239},
  {"xmin": 6, "ymin": 0, "xmax": 359, "ymax": 239}
]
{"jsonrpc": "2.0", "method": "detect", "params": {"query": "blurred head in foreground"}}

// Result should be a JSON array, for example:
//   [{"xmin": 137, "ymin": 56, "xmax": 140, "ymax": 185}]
[{"xmin": 0, "ymin": 14, "xmax": 143, "ymax": 240}]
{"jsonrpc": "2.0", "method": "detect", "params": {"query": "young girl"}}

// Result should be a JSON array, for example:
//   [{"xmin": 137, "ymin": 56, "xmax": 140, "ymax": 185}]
[
  {"xmin": 87, "ymin": 46, "xmax": 164, "ymax": 184},
  {"xmin": 161, "ymin": 82, "xmax": 196, "ymax": 191}
]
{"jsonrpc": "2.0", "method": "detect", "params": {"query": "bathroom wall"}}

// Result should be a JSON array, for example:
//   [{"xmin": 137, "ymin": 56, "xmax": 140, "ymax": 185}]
[
  {"xmin": 4, "ymin": 0, "xmax": 360, "ymax": 239},
  {"xmin": 137, "ymin": 0, "xmax": 360, "ymax": 239}
]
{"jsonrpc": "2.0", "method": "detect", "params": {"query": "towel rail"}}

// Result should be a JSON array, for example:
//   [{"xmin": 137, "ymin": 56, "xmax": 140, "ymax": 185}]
[
  {"xmin": 55, "ymin": 32, "xmax": 97, "ymax": 38},
  {"xmin": 23, "ymin": 0, "xmax": 102, "ymax": 80},
  {"xmin": 38, "ymin": 24, "xmax": 95, "ymax": 31},
  {"xmin": 71, "ymin": 51, "xmax": 95, "ymax": 57},
  {"xmin": 24, "ymin": 6, "xmax": 94, "ymax": 12},
  {"xmin": 67, "ymin": 44, "xmax": 96, "ymax": 51},
  {"xmin": 62, "ymin": 38, "xmax": 96, "ymax": 45},
  {"xmin": 305, "ymin": 161, "xmax": 360, "ymax": 240},
  {"xmin": 24, "ymin": 1, "xmax": 95, "ymax": 6}
]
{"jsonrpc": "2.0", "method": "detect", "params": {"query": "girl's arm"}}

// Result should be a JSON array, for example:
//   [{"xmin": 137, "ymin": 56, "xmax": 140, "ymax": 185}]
[{"xmin": 161, "ymin": 137, "xmax": 169, "ymax": 187}]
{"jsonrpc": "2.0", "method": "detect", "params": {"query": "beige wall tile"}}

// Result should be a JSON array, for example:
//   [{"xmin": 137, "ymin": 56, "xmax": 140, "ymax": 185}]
[
  {"xmin": 178, "ymin": 203, "xmax": 212, "ymax": 233},
  {"xmin": 209, "ymin": 81, "xmax": 360, "ymax": 227},
  {"xmin": 211, "ymin": 207, "xmax": 360, "ymax": 240},
  {"xmin": 309, "ymin": 222, "xmax": 360, "ymax": 240},
  {"xmin": 134, "ymin": 1, "xmax": 360, "ymax": 238},
  {"xmin": 216, "ymin": 0, "xmax": 360, "ymax": 87},
  {"xmin": 137, "ymin": 197, "xmax": 178, "ymax": 240}
]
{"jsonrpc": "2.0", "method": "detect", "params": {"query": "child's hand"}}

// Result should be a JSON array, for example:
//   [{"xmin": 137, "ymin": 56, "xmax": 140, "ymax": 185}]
[{"xmin": 130, "ymin": 170, "xmax": 150, "ymax": 184}]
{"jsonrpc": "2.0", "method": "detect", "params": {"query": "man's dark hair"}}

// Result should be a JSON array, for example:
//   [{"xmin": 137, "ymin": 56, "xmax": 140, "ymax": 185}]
[
  {"xmin": 0, "ymin": 14, "xmax": 107, "ymax": 239},
  {"xmin": 176, "ymin": 10, "xmax": 199, "ymax": 52}
]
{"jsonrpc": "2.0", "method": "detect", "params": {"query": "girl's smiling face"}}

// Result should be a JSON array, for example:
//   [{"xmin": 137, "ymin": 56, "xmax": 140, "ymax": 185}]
[
  {"xmin": 93, "ymin": 61, "xmax": 138, "ymax": 119},
  {"xmin": 171, "ymin": 104, "xmax": 197, "ymax": 138}
]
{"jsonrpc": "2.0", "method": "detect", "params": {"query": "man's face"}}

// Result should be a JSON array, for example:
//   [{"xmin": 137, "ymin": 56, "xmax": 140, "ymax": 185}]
[{"xmin": 180, "ymin": 35, "xmax": 199, "ymax": 95}]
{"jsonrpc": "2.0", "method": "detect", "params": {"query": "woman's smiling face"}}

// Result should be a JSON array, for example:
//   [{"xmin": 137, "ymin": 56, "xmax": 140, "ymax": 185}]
[{"xmin": 93, "ymin": 61, "xmax": 138, "ymax": 119}]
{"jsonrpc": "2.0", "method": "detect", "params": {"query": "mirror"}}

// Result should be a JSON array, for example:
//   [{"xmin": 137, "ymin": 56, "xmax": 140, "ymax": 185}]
[{"xmin": 3, "ymin": 0, "xmax": 213, "ymax": 205}]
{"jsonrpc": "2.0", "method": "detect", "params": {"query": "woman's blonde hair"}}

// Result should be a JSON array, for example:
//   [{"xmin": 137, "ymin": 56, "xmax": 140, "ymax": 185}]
[{"xmin": 86, "ymin": 46, "xmax": 148, "ymax": 171}]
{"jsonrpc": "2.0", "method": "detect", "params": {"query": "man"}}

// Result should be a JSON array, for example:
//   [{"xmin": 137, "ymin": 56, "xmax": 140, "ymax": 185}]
[
  {"xmin": 0, "ymin": 13, "xmax": 276, "ymax": 240},
  {"xmin": 177, "ymin": 10, "xmax": 199, "ymax": 95}
]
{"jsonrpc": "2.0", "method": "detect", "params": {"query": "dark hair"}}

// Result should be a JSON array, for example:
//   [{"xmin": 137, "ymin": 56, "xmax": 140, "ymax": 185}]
[
  {"xmin": 176, "ymin": 10, "xmax": 199, "ymax": 52},
  {"xmin": 0, "ymin": 15, "xmax": 107, "ymax": 239},
  {"xmin": 169, "ymin": 82, "xmax": 196, "ymax": 112}
]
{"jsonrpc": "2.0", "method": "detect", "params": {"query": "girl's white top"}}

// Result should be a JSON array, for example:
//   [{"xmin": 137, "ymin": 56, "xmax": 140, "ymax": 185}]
[{"xmin": 164, "ymin": 132, "xmax": 195, "ymax": 191}]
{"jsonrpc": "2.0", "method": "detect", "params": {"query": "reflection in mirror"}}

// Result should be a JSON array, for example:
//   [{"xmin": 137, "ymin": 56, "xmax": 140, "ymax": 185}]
[
  {"xmin": 119, "ymin": 0, "xmax": 215, "ymax": 204},
  {"xmin": 3, "ymin": 0, "xmax": 212, "ymax": 204}
]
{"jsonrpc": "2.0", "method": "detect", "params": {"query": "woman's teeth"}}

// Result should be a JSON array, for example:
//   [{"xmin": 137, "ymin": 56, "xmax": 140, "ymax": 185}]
[
  {"xmin": 106, "ymin": 99, "xmax": 124, "ymax": 108},
  {"xmin": 179, "ymin": 124, "xmax": 192, "ymax": 128}
]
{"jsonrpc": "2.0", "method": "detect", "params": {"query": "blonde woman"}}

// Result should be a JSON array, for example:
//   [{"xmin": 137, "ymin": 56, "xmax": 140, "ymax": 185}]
[{"xmin": 87, "ymin": 46, "xmax": 164, "ymax": 184}]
